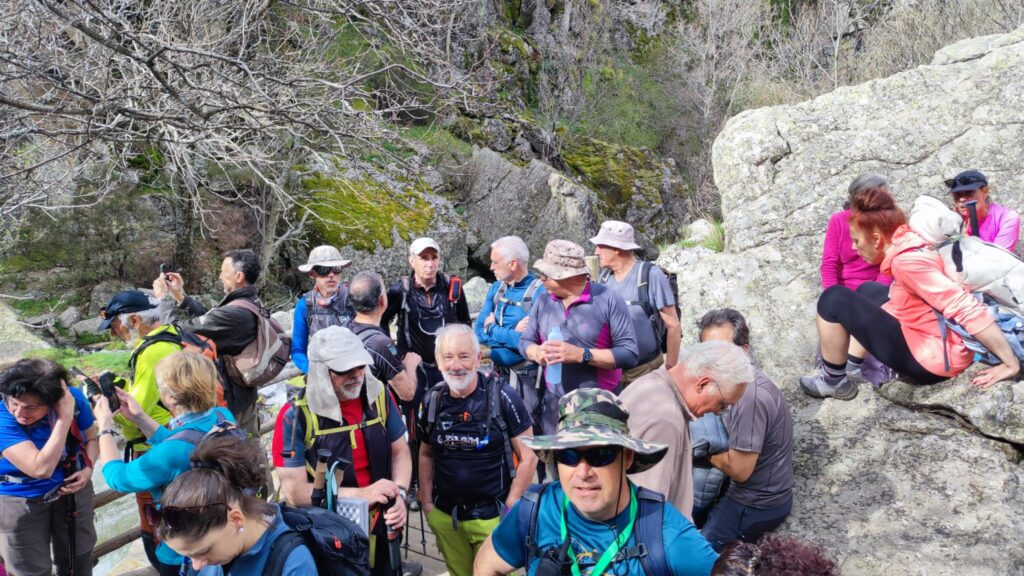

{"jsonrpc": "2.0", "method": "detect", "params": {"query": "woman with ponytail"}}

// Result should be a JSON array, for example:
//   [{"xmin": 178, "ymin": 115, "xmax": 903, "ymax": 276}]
[
  {"xmin": 155, "ymin": 436, "xmax": 316, "ymax": 575},
  {"xmin": 800, "ymin": 187, "xmax": 1020, "ymax": 399}
]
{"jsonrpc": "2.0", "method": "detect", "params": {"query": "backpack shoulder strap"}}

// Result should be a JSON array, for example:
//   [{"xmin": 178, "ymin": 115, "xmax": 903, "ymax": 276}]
[
  {"xmin": 486, "ymin": 374, "xmax": 516, "ymax": 479},
  {"xmin": 266, "ymin": 529, "xmax": 306, "ymax": 576},
  {"xmin": 304, "ymin": 290, "xmax": 315, "ymax": 331},
  {"xmin": 633, "ymin": 487, "xmax": 668, "ymax": 576},
  {"xmin": 492, "ymin": 282, "xmax": 509, "ymax": 309},
  {"xmin": 636, "ymin": 261, "xmax": 656, "ymax": 317},
  {"xmin": 523, "ymin": 278, "xmax": 544, "ymax": 303},
  {"xmin": 129, "ymin": 328, "xmax": 183, "ymax": 368},
  {"xmin": 598, "ymin": 268, "xmax": 611, "ymax": 284},
  {"xmin": 424, "ymin": 382, "xmax": 448, "ymax": 435},
  {"xmin": 518, "ymin": 483, "xmax": 548, "ymax": 568},
  {"xmin": 166, "ymin": 428, "xmax": 207, "ymax": 446}
]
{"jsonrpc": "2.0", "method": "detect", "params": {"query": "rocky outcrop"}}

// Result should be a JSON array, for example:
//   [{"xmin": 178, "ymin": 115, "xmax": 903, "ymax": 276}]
[
  {"xmin": 0, "ymin": 303, "xmax": 49, "ymax": 362},
  {"xmin": 659, "ymin": 25, "xmax": 1024, "ymax": 573}
]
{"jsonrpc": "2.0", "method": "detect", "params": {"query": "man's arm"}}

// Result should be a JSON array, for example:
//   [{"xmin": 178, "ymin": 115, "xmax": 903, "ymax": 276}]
[
  {"xmin": 661, "ymin": 306, "xmax": 681, "ymax": 369},
  {"xmin": 388, "ymin": 364, "xmax": 418, "ymax": 403},
  {"xmin": 390, "ymin": 436, "xmax": 412, "ymax": 492},
  {"xmin": 710, "ymin": 449, "xmax": 759, "ymax": 483},
  {"xmin": 418, "ymin": 442, "xmax": 434, "ymax": 513},
  {"xmin": 505, "ymin": 430, "xmax": 537, "ymax": 508},
  {"xmin": 475, "ymin": 283, "xmax": 500, "ymax": 347},
  {"xmin": 380, "ymin": 282, "xmax": 402, "ymax": 333},
  {"xmin": 475, "ymin": 535, "xmax": 517, "ymax": 576},
  {"xmin": 290, "ymin": 298, "xmax": 310, "ymax": 374},
  {"xmin": 278, "ymin": 466, "xmax": 314, "ymax": 506},
  {"xmin": 455, "ymin": 284, "xmax": 471, "ymax": 324}
]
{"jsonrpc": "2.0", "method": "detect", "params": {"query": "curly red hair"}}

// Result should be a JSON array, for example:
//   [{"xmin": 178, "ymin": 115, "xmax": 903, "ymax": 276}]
[{"xmin": 849, "ymin": 186, "xmax": 906, "ymax": 240}]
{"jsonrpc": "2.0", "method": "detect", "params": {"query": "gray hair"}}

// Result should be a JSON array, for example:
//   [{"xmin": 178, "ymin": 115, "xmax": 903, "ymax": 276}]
[
  {"xmin": 434, "ymin": 323, "xmax": 481, "ymax": 357},
  {"xmin": 120, "ymin": 297, "xmax": 163, "ymax": 327},
  {"xmin": 678, "ymin": 340, "xmax": 753, "ymax": 396},
  {"xmin": 348, "ymin": 271, "xmax": 385, "ymax": 313},
  {"xmin": 846, "ymin": 173, "xmax": 888, "ymax": 208},
  {"xmin": 490, "ymin": 236, "xmax": 529, "ymax": 266}
]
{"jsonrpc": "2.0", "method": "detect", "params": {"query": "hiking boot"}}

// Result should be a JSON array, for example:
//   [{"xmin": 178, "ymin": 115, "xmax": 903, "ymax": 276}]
[
  {"xmin": 800, "ymin": 368, "xmax": 859, "ymax": 400},
  {"xmin": 407, "ymin": 490, "xmax": 420, "ymax": 512},
  {"xmin": 403, "ymin": 561, "xmax": 423, "ymax": 576}
]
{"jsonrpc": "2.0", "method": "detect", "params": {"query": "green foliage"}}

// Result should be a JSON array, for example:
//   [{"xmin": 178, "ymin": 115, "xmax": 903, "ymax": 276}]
[
  {"xmin": 303, "ymin": 173, "xmax": 433, "ymax": 252},
  {"xmin": 26, "ymin": 348, "xmax": 132, "ymax": 376},
  {"xmin": 402, "ymin": 124, "xmax": 473, "ymax": 162},
  {"xmin": 5, "ymin": 295, "xmax": 64, "ymax": 317},
  {"xmin": 561, "ymin": 137, "xmax": 672, "ymax": 210},
  {"xmin": 680, "ymin": 220, "xmax": 726, "ymax": 253}
]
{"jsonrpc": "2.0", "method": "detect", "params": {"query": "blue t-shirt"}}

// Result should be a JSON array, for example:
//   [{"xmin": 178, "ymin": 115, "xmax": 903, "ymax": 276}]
[
  {"xmin": 0, "ymin": 386, "xmax": 95, "ymax": 498},
  {"xmin": 194, "ymin": 504, "xmax": 316, "ymax": 576},
  {"xmin": 491, "ymin": 483, "xmax": 718, "ymax": 576}
]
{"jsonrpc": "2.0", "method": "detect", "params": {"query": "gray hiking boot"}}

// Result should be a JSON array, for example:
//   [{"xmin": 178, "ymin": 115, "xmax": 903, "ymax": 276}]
[
  {"xmin": 845, "ymin": 360, "xmax": 868, "ymax": 385},
  {"xmin": 800, "ymin": 368, "xmax": 859, "ymax": 400}
]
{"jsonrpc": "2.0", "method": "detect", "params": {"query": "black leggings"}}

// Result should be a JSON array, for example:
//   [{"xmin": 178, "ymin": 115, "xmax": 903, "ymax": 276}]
[{"xmin": 817, "ymin": 282, "xmax": 945, "ymax": 384}]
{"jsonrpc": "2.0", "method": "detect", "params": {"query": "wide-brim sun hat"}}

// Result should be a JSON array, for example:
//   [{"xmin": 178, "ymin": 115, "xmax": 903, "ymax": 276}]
[
  {"xmin": 589, "ymin": 220, "xmax": 642, "ymax": 251},
  {"xmin": 522, "ymin": 388, "xmax": 668, "ymax": 474},
  {"xmin": 298, "ymin": 245, "xmax": 352, "ymax": 273},
  {"xmin": 532, "ymin": 239, "xmax": 590, "ymax": 281}
]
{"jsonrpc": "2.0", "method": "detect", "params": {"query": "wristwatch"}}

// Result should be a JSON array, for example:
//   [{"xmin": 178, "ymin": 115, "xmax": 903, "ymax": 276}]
[
  {"xmin": 98, "ymin": 429, "xmax": 118, "ymax": 439},
  {"xmin": 582, "ymin": 347, "xmax": 593, "ymax": 364},
  {"xmin": 397, "ymin": 485, "xmax": 408, "ymax": 502}
]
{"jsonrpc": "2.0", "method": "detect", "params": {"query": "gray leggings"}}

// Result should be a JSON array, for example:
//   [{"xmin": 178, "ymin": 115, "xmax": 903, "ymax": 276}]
[{"xmin": 0, "ymin": 481, "xmax": 97, "ymax": 576}]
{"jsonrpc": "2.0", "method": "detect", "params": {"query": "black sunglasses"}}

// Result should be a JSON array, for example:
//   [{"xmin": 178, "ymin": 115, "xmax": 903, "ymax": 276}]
[
  {"xmin": 144, "ymin": 502, "xmax": 227, "ymax": 528},
  {"xmin": 945, "ymin": 176, "xmax": 986, "ymax": 190},
  {"xmin": 312, "ymin": 265, "xmax": 345, "ymax": 277},
  {"xmin": 554, "ymin": 446, "xmax": 621, "ymax": 468}
]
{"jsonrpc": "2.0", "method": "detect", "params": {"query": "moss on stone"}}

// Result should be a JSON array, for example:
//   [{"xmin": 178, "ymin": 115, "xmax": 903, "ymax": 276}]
[
  {"xmin": 561, "ymin": 137, "xmax": 666, "ymax": 211},
  {"xmin": 303, "ymin": 173, "xmax": 433, "ymax": 252}
]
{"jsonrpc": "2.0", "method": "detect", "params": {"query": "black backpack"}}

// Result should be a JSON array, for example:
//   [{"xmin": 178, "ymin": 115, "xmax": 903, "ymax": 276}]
[
  {"xmin": 600, "ymin": 261, "xmax": 680, "ymax": 353},
  {"xmin": 398, "ymin": 273, "xmax": 462, "ymax": 350},
  {"xmin": 516, "ymin": 483, "xmax": 669, "ymax": 576},
  {"xmin": 265, "ymin": 504, "xmax": 370, "ymax": 576}
]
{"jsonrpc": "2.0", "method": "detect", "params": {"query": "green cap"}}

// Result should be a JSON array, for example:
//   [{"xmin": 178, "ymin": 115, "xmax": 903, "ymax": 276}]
[{"xmin": 522, "ymin": 388, "xmax": 668, "ymax": 473}]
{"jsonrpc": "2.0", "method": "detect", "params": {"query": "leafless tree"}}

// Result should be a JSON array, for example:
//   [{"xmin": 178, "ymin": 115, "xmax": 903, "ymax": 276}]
[{"xmin": 0, "ymin": 0, "xmax": 473, "ymax": 280}]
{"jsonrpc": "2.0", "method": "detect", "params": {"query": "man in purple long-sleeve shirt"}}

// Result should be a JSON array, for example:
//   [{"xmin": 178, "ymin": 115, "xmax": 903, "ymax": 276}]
[{"xmin": 519, "ymin": 240, "xmax": 638, "ymax": 435}]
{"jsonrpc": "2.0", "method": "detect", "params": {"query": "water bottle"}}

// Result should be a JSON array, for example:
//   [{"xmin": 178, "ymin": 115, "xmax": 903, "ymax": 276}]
[{"xmin": 546, "ymin": 326, "xmax": 563, "ymax": 386}]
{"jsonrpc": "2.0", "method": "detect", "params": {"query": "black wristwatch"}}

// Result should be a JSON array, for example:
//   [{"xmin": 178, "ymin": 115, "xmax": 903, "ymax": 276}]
[{"xmin": 582, "ymin": 347, "xmax": 593, "ymax": 364}]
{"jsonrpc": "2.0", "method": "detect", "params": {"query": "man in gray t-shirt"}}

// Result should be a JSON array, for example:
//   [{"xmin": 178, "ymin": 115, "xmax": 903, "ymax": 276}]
[
  {"xmin": 591, "ymin": 220, "xmax": 680, "ymax": 387},
  {"xmin": 696, "ymin": 308, "xmax": 794, "ymax": 552}
]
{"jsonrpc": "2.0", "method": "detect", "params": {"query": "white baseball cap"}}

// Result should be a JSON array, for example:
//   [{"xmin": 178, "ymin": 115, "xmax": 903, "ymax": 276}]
[{"xmin": 409, "ymin": 237, "xmax": 441, "ymax": 256}]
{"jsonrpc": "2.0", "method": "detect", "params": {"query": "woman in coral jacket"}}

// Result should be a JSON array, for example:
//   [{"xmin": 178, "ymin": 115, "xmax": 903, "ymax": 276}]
[{"xmin": 801, "ymin": 187, "xmax": 1020, "ymax": 400}]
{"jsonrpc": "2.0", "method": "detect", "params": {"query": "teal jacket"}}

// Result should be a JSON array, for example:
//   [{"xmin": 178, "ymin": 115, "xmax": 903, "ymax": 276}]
[{"xmin": 102, "ymin": 407, "xmax": 236, "ymax": 565}]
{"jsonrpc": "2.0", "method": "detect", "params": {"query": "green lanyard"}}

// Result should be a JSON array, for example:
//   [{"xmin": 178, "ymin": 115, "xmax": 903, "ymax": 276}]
[{"xmin": 559, "ymin": 487, "xmax": 638, "ymax": 576}]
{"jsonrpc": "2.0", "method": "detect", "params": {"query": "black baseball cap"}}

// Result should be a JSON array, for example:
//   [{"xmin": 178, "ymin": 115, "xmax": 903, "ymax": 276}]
[
  {"xmin": 98, "ymin": 290, "xmax": 157, "ymax": 331},
  {"xmin": 945, "ymin": 170, "xmax": 988, "ymax": 194}
]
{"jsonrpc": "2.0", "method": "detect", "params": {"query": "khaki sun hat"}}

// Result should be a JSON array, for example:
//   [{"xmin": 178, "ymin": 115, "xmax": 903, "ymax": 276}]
[
  {"xmin": 532, "ymin": 240, "xmax": 590, "ymax": 280},
  {"xmin": 298, "ymin": 245, "xmax": 352, "ymax": 273},
  {"xmin": 589, "ymin": 220, "xmax": 641, "ymax": 251}
]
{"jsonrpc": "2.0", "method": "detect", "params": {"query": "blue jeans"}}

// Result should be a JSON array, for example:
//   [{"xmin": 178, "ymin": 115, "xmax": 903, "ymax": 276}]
[{"xmin": 700, "ymin": 494, "xmax": 793, "ymax": 552}]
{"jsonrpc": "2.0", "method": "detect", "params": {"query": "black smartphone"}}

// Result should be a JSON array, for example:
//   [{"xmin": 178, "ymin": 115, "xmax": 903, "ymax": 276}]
[{"xmin": 70, "ymin": 367, "xmax": 119, "ymax": 411}]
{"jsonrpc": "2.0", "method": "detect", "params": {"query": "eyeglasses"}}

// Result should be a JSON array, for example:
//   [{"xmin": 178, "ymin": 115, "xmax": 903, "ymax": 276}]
[
  {"xmin": 554, "ymin": 446, "xmax": 621, "ymax": 468},
  {"xmin": 312, "ymin": 265, "xmax": 344, "ymax": 277},
  {"xmin": 710, "ymin": 382, "xmax": 734, "ymax": 414},
  {"xmin": 143, "ymin": 502, "xmax": 227, "ymax": 528},
  {"xmin": 945, "ymin": 176, "xmax": 986, "ymax": 190}
]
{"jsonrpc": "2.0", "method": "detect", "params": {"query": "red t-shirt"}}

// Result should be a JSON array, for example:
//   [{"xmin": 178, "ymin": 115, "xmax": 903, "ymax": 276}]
[{"xmin": 340, "ymin": 397, "xmax": 372, "ymax": 487}]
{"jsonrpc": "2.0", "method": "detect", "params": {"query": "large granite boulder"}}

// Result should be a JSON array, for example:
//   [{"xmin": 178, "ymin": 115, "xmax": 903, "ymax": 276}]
[
  {"xmin": 0, "ymin": 303, "xmax": 50, "ymax": 362},
  {"xmin": 657, "ymin": 25, "xmax": 1024, "ymax": 573}
]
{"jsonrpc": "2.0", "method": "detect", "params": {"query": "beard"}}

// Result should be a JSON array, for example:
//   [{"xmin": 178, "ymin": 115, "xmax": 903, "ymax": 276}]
[
  {"xmin": 335, "ymin": 379, "xmax": 364, "ymax": 401},
  {"xmin": 443, "ymin": 369, "xmax": 476, "ymax": 393}
]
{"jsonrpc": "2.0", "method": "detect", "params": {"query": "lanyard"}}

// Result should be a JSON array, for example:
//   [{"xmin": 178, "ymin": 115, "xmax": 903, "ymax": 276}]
[{"xmin": 559, "ymin": 487, "xmax": 637, "ymax": 576}]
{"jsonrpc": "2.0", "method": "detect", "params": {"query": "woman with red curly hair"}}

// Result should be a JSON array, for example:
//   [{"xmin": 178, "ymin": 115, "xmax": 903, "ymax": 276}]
[{"xmin": 800, "ymin": 187, "xmax": 1020, "ymax": 400}]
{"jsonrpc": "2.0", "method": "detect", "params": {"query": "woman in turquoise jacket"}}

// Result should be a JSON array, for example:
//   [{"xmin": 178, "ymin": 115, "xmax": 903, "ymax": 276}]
[{"xmin": 93, "ymin": 351, "xmax": 236, "ymax": 576}]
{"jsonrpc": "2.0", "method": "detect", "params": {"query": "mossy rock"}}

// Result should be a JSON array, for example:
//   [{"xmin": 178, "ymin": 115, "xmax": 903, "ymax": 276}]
[{"xmin": 303, "ymin": 173, "xmax": 434, "ymax": 252}]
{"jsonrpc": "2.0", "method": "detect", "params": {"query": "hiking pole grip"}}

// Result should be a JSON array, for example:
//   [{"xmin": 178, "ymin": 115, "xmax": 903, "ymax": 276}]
[
  {"xmin": 385, "ymin": 497, "xmax": 403, "ymax": 576},
  {"xmin": 966, "ymin": 200, "xmax": 980, "ymax": 237},
  {"xmin": 310, "ymin": 449, "xmax": 331, "ymax": 509}
]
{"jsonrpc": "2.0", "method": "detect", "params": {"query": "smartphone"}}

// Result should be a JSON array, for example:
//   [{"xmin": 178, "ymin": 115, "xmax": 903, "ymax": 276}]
[
  {"xmin": 40, "ymin": 482, "xmax": 64, "ymax": 504},
  {"xmin": 70, "ymin": 367, "xmax": 119, "ymax": 411}
]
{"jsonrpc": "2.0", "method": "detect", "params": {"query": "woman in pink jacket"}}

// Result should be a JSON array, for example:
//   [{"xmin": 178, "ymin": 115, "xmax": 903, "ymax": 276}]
[
  {"xmin": 945, "ymin": 170, "xmax": 1021, "ymax": 251},
  {"xmin": 801, "ymin": 187, "xmax": 1020, "ymax": 400},
  {"xmin": 820, "ymin": 173, "xmax": 893, "ymax": 290}
]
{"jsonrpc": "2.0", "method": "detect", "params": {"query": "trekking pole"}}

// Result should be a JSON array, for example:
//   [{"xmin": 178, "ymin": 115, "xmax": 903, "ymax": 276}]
[
  {"xmin": 64, "ymin": 478, "xmax": 77, "ymax": 576},
  {"xmin": 310, "ymin": 449, "xmax": 331, "ymax": 509},
  {"xmin": 385, "ymin": 498, "xmax": 404, "ymax": 576},
  {"xmin": 966, "ymin": 200, "xmax": 981, "ymax": 237}
]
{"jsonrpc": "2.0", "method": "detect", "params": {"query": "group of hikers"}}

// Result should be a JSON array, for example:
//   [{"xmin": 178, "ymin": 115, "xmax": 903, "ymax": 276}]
[{"xmin": 0, "ymin": 168, "xmax": 1019, "ymax": 576}]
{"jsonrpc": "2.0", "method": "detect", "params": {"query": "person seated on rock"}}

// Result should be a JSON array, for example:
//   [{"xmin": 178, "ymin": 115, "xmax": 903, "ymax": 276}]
[
  {"xmin": 711, "ymin": 534, "xmax": 837, "ymax": 576},
  {"xmin": 800, "ymin": 186, "xmax": 1020, "ymax": 399},
  {"xmin": 945, "ymin": 169, "xmax": 1021, "ymax": 252},
  {"xmin": 697, "ymin": 309, "xmax": 793, "ymax": 552},
  {"xmin": 290, "ymin": 245, "xmax": 355, "ymax": 374}
]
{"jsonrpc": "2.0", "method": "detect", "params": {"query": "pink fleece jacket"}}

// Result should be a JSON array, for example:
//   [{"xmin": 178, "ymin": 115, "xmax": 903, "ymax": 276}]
[
  {"xmin": 881, "ymin": 225, "xmax": 994, "ymax": 377},
  {"xmin": 963, "ymin": 202, "xmax": 1021, "ymax": 252},
  {"xmin": 821, "ymin": 209, "xmax": 893, "ymax": 290}
]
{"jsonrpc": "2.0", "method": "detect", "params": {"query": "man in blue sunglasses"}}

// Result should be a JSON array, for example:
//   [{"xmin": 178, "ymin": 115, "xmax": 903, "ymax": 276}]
[{"xmin": 475, "ymin": 388, "xmax": 719, "ymax": 576}]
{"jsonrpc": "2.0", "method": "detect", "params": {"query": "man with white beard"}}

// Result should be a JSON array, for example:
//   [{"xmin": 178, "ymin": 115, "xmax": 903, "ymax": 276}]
[
  {"xmin": 417, "ymin": 325, "xmax": 538, "ymax": 576},
  {"xmin": 273, "ymin": 325, "xmax": 413, "ymax": 575}
]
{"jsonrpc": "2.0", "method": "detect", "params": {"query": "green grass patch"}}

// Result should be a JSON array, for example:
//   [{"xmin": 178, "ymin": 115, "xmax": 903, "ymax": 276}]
[
  {"xmin": 6, "ymin": 296, "xmax": 64, "ymax": 318},
  {"xmin": 25, "ymin": 348, "xmax": 132, "ymax": 376},
  {"xmin": 402, "ymin": 125, "xmax": 473, "ymax": 160},
  {"xmin": 679, "ymin": 220, "xmax": 726, "ymax": 252}
]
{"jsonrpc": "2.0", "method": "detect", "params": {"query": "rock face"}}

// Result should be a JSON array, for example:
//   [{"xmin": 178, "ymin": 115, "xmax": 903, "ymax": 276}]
[
  {"xmin": 659, "ymin": 26, "xmax": 1024, "ymax": 573},
  {"xmin": 0, "ymin": 303, "xmax": 50, "ymax": 362}
]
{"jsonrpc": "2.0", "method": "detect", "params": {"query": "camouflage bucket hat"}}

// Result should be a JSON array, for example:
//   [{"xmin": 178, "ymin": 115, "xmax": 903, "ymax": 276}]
[{"xmin": 522, "ymin": 388, "xmax": 668, "ymax": 474}]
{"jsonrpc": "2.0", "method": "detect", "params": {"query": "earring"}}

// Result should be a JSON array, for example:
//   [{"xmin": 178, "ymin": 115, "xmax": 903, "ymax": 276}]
[{"xmin": 238, "ymin": 526, "xmax": 245, "ymax": 533}]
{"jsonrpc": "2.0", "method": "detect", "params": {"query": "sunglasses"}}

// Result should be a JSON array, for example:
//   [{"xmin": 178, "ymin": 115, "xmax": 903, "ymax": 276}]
[
  {"xmin": 328, "ymin": 366, "xmax": 363, "ymax": 378},
  {"xmin": 144, "ymin": 502, "xmax": 227, "ymax": 528},
  {"xmin": 554, "ymin": 446, "xmax": 621, "ymax": 468},
  {"xmin": 945, "ymin": 176, "xmax": 986, "ymax": 190},
  {"xmin": 951, "ymin": 189, "xmax": 980, "ymax": 202},
  {"xmin": 312, "ymin": 265, "xmax": 345, "ymax": 277}
]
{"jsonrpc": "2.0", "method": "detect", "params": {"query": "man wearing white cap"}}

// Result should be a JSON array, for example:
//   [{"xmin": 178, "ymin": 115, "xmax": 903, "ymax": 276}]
[
  {"xmin": 291, "ymin": 245, "xmax": 355, "ymax": 374},
  {"xmin": 381, "ymin": 237, "xmax": 470, "ymax": 510},
  {"xmin": 593, "ymin": 220, "xmax": 681, "ymax": 387},
  {"xmin": 274, "ymin": 325, "xmax": 414, "ymax": 575}
]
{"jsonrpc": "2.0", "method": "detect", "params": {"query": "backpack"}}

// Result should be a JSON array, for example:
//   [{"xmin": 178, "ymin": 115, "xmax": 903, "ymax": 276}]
[
  {"xmin": 222, "ymin": 298, "xmax": 291, "ymax": 388},
  {"xmin": 491, "ymin": 278, "xmax": 544, "ymax": 326},
  {"xmin": 165, "ymin": 410, "xmax": 247, "ymax": 446},
  {"xmin": 933, "ymin": 295, "xmax": 1024, "ymax": 371},
  {"xmin": 304, "ymin": 286, "xmax": 354, "ymax": 332},
  {"xmin": 265, "ymin": 504, "xmax": 370, "ymax": 576},
  {"xmin": 398, "ymin": 273, "xmax": 462, "ymax": 350},
  {"xmin": 131, "ymin": 325, "xmax": 229, "ymax": 408},
  {"xmin": 516, "ymin": 483, "xmax": 669, "ymax": 576},
  {"xmin": 287, "ymin": 387, "xmax": 391, "ymax": 478},
  {"xmin": 600, "ymin": 262, "xmax": 680, "ymax": 353},
  {"xmin": 422, "ymin": 372, "xmax": 516, "ymax": 479}
]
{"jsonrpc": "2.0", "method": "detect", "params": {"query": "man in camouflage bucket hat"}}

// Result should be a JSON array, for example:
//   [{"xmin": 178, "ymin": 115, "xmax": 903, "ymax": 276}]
[{"xmin": 475, "ymin": 388, "xmax": 719, "ymax": 576}]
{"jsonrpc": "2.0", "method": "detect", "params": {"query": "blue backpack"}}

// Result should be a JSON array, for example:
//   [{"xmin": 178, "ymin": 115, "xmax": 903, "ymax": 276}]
[
  {"xmin": 516, "ymin": 482, "xmax": 669, "ymax": 576},
  {"xmin": 933, "ymin": 294, "xmax": 1024, "ymax": 372}
]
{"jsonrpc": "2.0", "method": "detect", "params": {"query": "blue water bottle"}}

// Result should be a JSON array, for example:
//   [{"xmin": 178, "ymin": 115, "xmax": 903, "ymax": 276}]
[{"xmin": 546, "ymin": 326, "xmax": 563, "ymax": 386}]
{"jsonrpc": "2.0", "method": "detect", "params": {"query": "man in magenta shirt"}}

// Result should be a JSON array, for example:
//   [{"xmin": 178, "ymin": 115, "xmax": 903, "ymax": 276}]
[{"xmin": 946, "ymin": 169, "xmax": 1021, "ymax": 252}]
